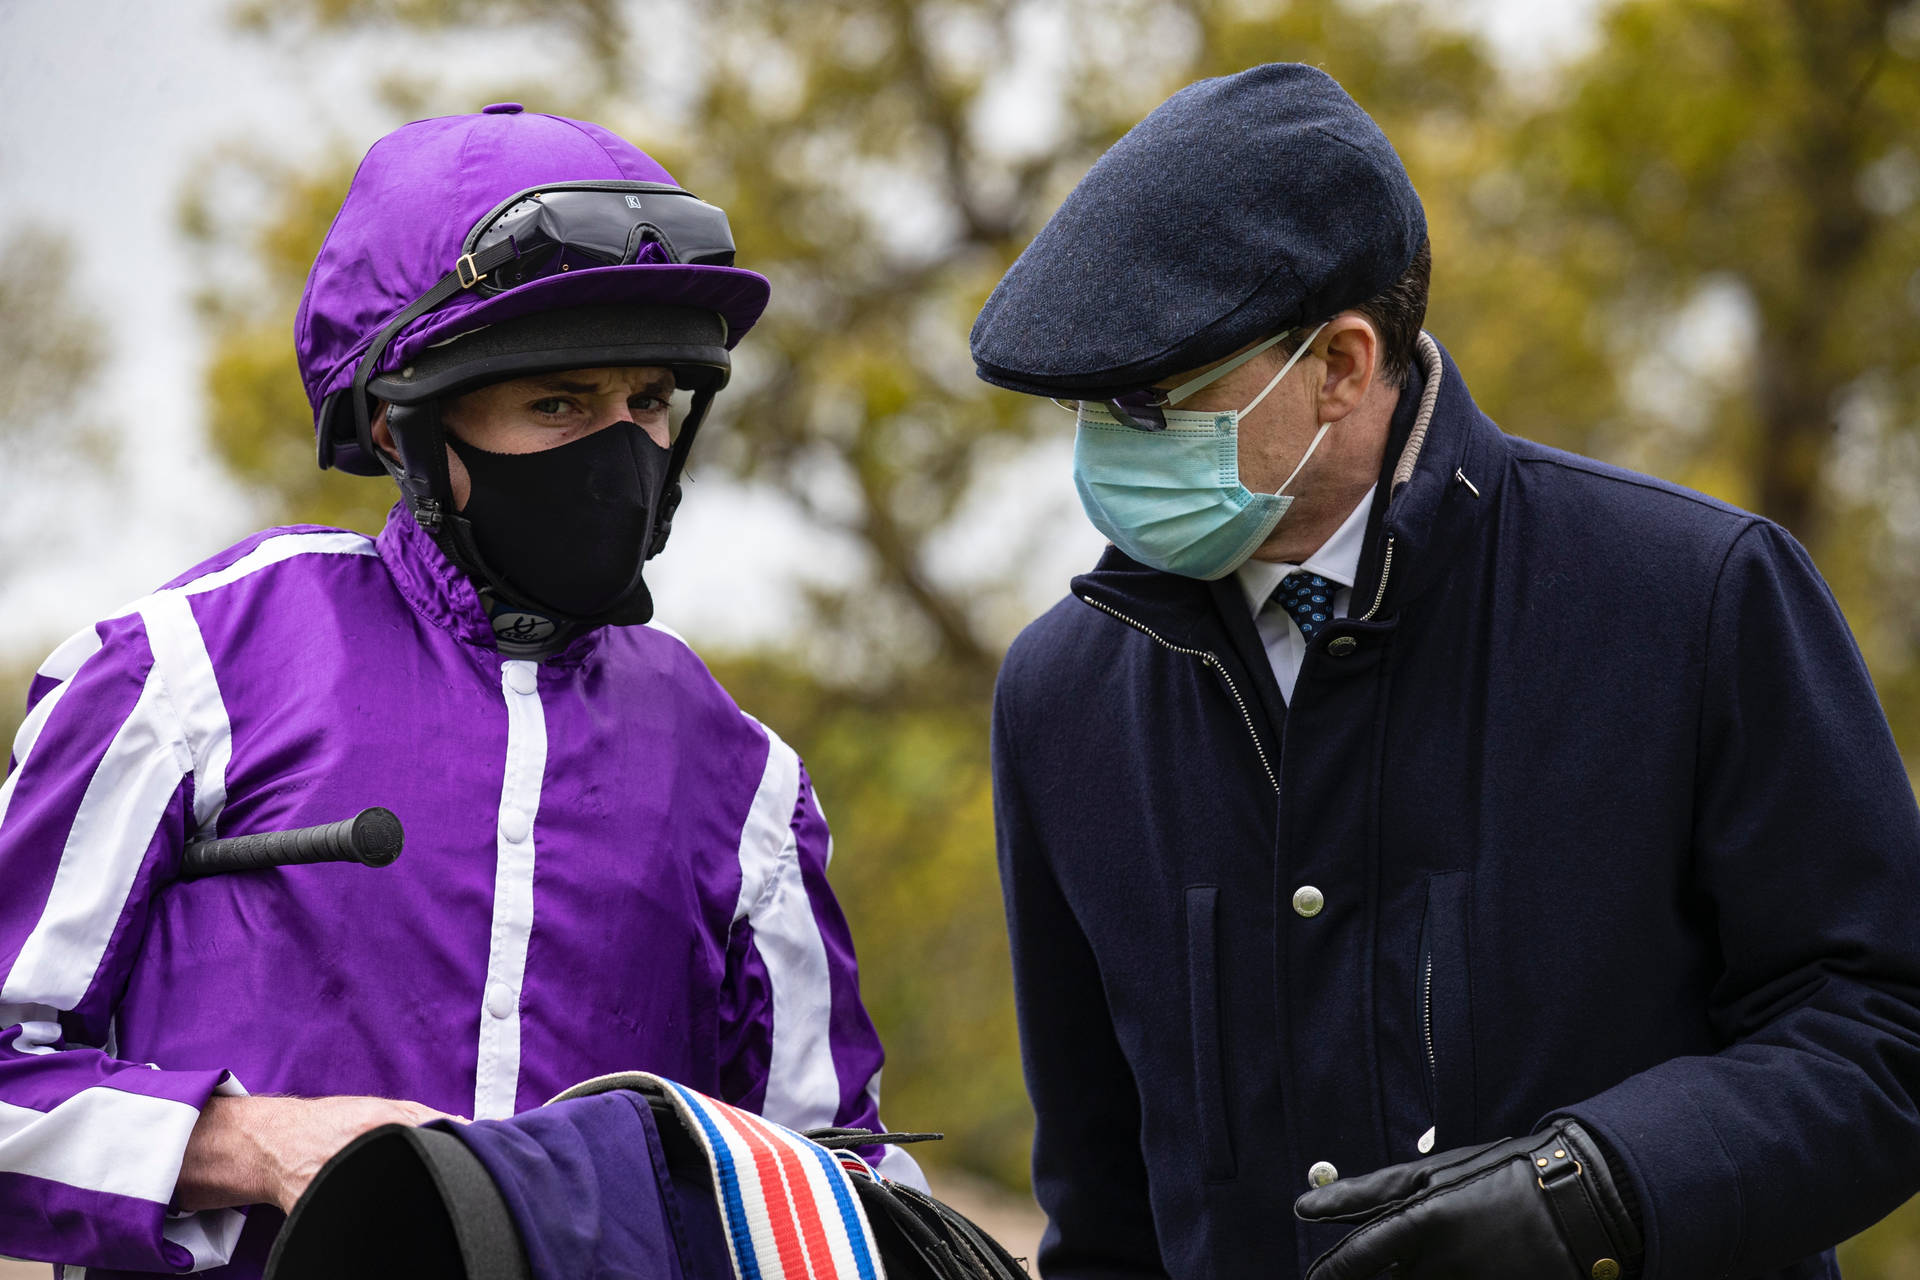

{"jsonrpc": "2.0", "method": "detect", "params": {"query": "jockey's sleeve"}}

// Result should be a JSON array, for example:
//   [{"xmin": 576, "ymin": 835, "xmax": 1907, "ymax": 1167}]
[
  {"xmin": 716, "ymin": 737, "xmax": 925, "ymax": 1190},
  {"xmin": 0, "ymin": 611, "xmax": 247, "ymax": 1272}
]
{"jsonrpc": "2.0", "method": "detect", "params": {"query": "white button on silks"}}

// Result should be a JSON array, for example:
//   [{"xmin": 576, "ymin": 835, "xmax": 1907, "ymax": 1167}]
[
  {"xmin": 485, "ymin": 981, "xmax": 516, "ymax": 1019},
  {"xmin": 506, "ymin": 664, "xmax": 537, "ymax": 696},
  {"xmin": 1308, "ymin": 1161, "xmax": 1339, "ymax": 1188},
  {"xmin": 499, "ymin": 807, "xmax": 532, "ymax": 844}
]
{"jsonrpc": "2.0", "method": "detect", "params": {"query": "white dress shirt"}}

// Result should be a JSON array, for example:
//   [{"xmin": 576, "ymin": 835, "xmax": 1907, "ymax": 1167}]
[{"xmin": 1233, "ymin": 485, "xmax": 1377, "ymax": 703}]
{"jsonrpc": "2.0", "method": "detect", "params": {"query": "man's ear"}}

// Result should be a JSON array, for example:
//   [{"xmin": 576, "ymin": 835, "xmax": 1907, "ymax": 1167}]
[{"xmin": 1314, "ymin": 315, "xmax": 1380, "ymax": 424}]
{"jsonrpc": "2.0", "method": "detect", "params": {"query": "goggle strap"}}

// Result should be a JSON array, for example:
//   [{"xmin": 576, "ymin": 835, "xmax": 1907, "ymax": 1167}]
[
  {"xmin": 1163, "ymin": 329, "xmax": 1294, "ymax": 407},
  {"xmin": 348, "ymin": 238, "xmax": 525, "ymax": 463}
]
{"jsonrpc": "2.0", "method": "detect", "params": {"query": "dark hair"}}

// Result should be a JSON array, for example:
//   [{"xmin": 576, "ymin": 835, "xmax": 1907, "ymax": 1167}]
[
  {"xmin": 1281, "ymin": 235, "xmax": 1431, "ymax": 387},
  {"xmin": 1355, "ymin": 234, "xmax": 1431, "ymax": 385}
]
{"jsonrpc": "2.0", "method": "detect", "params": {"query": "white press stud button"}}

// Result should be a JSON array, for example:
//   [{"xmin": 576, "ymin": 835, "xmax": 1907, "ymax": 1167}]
[
  {"xmin": 1308, "ymin": 1160, "xmax": 1339, "ymax": 1188},
  {"xmin": 506, "ymin": 663, "xmax": 537, "ymax": 696},
  {"xmin": 485, "ymin": 981, "xmax": 516, "ymax": 1019},
  {"xmin": 1418, "ymin": 1126, "xmax": 1436, "ymax": 1154},
  {"xmin": 499, "ymin": 806, "xmax": 532, "ymax": 844},
  {"xmin": 1292, "ymin": 885, "xmax": 1325, "ymax": 918}
]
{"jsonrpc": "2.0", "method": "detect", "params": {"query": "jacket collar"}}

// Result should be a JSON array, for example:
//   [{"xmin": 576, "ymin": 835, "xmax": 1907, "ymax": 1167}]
[
  {"xmin": 1370, "ymin": 334, "xmax": 1507, "ymax": 614},
  {"xmin": 375, "ymin": 502, "xmax": 605, "ymax": 666},
  {"xmin": 1071, "ymin": 333, "xmax": 1509, "ymax": 637}
]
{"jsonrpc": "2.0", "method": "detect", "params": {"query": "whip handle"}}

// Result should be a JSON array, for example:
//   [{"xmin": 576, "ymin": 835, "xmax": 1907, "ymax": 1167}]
[{"xmin": 178, "ymin": 808, "xmax": 403, "ymax": 879}]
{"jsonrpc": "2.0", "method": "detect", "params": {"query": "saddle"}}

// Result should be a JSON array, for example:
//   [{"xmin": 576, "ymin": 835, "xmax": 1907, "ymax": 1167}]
[{"xmin": 265, "ymin": 1072, "xmax": 1028, "ymax": 1280}]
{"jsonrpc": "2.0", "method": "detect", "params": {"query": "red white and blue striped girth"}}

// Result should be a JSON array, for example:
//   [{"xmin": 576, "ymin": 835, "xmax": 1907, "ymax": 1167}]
[{"xmin": 648, "ymin": 1074, "xmax": 889, "ymax": 1280}]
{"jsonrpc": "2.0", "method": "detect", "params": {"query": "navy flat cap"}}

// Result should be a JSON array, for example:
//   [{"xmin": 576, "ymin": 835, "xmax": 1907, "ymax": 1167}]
[{"xmin": 970, "ymin": 63, "xmax": 1426, "ymax": 401}]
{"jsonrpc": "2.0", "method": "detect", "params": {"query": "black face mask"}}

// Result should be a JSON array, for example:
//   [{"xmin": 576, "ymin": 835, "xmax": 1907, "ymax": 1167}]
[{"xmin": 445, "ymin": 422, "xmax": 672, "ymax": 624}]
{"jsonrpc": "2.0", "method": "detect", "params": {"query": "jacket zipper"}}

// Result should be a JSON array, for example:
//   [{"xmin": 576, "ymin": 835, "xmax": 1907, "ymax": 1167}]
[
  {"xmin": 1356, "ymin": 534, "xmax": 1396, "ymax": 623},
  {"xmin": 1422, "ymin": 951, "xmax": 1437, "ymax": 1096},
  {"xmin": 1078, "ymin": 595, "xmax": 1280, "ymax": 796},
  {"xmin": 1421, "ymin": 949, "xmax": 1438, "ymax": 1153},
  {"xmin": 1362, "ymin": 529, "xmax": 1426, "ymax": 1150}
]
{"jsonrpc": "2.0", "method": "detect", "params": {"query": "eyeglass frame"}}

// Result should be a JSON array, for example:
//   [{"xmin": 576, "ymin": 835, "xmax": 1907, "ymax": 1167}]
[{"xmin": 1055, "ymin": 328, "xmax": 1306, "ymax": 431}]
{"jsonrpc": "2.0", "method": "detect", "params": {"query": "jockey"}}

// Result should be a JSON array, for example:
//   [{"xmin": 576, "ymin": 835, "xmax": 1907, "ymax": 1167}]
[{"xmin": 0, "ymin": 103, "xmax": 921, "ymax": 1279}]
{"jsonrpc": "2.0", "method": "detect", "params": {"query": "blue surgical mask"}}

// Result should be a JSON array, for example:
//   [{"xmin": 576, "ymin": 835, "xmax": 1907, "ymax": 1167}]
[{"xmin": 1072, "ymin": 322, "xmax": 1331, "ymax": 579}]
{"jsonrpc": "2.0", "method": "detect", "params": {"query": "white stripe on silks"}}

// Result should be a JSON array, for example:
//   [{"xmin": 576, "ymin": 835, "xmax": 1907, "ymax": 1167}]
[
  {"xmin": 137, "ymin": 594, "xmax": 232, "ymax": 836},
  {"xmin": 173, "ymin": 530, "xmax": 376, "ymax": 598},
  {"xmin": 0, "ymin": 625, "xmax": 106, "ymax": 834},
  {"xmin": 0, "ymin": 680, "xmax": 75, "ymax": 834},
  {"xmin": 473, "ymin": 660, "xmax": 547, "ymax": 1120},
  {"xmin": 0, "ymin": 1086, "xmax": 204, "ymax": 1201},
  {"xmin": 1, "ymin": 532, "xmax": 370, "ymax": 849},
  {"xmin": 38, "ymin": 623, "xmax": 106, "ymax": 685},
  {"xmin": 750, "ymin": 750, "xmax": 843, "ymax": 1135},
  {"xmin": 88, "ymin": 530, "xmax": 378, "ymax": 631},
  {"xmin": 0, "ymin": 668, "xmax": 191, "ymax": 1009},
  {"xmin": 873, "ymin": 1139, "xmax": 927, "ymax": 1192},
  {"xmin": 6, "ymin": 1010, "xmax": 62, "ymax": 1056},
  {"xmin": 160, "ymin": 1074, "xmax": 248, "ymax": 1271},
  {"xmin": 735, "ymin": 718, "xmax": 801, "ymax": 925},
  {"xmin": 861, "ymin": 1072, "xmax": 929, "ymax": 1193},
  {"xmin": 163, "ymin": 1210, "xmax": 246, "ymax": 1274}
]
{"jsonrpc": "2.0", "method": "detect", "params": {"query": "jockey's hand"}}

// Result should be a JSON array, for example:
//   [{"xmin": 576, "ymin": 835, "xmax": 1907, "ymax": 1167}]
[
  {"xmin": 176, "ymin": 1093, "xmax": 464, "ymax": 1213},
  {"xmin": 1294, "ymin": 1120, "xmax": 1642, "ymax": 1280}
]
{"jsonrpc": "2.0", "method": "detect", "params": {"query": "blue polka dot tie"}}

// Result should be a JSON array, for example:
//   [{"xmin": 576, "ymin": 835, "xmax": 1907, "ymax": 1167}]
[{"xmin": 1275, "ymin": 572, "xmax": 1337, "ymax": 639}]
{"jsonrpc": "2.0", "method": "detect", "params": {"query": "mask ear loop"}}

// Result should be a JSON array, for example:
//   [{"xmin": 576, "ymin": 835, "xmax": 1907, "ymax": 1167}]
[
  {"xmin": 1235, "ymin": 321, "xmax": 1332, "ymax": 498},
  {"xmin": 1275, "ymin": 420, "xmax": 1336, "ymax": 497},
  {"xmin": 1162, "ymin": 329, "xmax": 1295, "ymax": 407},
  {"xmin": 1236, "ymin": 321, "xmax": 1330, "ymax": 419}
]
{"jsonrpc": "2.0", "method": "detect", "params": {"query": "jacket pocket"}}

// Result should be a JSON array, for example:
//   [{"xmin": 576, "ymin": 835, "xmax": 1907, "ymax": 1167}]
[
  {"xmin": 1185, "ymin": 885, "xmax": 1236, "ymax": 1181},
  {"xmin": 1416, "ymin": 871, "xmax": 1477, "ymax": 1152}
]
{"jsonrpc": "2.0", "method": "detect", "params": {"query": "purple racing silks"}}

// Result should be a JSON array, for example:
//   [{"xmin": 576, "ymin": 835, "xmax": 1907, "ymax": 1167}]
[{"xmin": 0, "ymin": 504, "xmax": 921, "ymax": 1278}]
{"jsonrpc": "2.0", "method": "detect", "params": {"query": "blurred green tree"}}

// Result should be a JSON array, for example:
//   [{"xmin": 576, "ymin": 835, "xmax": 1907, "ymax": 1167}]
[
  {"xmin": 1475, "ymin": 0, "xmax": 1920, "ymax": 744},
  {"xmin": 0, "ymin": 224, "xmax": 116, "ymax": 760},
  {"xmin": 0, "ymin": 225, "xmax": 115, "ymax": 594},
  {"xmin": 187, "ymin": 0, "xmax": 1920, "ymax": 1266},
  {"xmin": 181, "ymin": 147, "xmax": 398, "ymax": 538}
]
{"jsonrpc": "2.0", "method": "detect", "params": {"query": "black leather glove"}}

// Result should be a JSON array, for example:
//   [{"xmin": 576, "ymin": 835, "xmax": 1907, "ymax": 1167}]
[{"xmin": 1293, "ymin": 1120, "xmax": 1642, "ymax": 1280}]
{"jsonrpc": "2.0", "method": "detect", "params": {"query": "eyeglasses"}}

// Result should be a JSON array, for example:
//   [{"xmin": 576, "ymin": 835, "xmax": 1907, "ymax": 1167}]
[
  {"xmin": 1052, "ymin": 329, "xmax": 1303, "ymax": 432},
  {"xmin": 459, "ymin": 182, "xmax": 738, "ymax": 293}
]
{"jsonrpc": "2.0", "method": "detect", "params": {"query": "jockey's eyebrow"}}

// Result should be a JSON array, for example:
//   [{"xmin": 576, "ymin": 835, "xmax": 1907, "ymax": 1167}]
[{"xmin": 533, "ymin": 374, "xmax": 676, "ymax": 398}]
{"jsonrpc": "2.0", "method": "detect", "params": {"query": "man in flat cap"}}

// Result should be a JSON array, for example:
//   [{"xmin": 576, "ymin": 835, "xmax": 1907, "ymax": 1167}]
[{"xmin": 972, "ymin": 63, "xmax": 1920, "ymax": 1280}]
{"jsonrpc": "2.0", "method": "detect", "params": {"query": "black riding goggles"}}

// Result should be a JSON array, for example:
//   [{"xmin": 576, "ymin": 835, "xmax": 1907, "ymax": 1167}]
[
  {"xmin": 342, "ymin": 182, "xmax": 740, "ymax": 475},
  {"xmin": 458, "ymin": 181, "xmax": 737, "ymax": 293}
]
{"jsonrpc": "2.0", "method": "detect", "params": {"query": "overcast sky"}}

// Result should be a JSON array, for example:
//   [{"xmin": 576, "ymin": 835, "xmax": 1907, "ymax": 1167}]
[{"xmin": 0, "ymin": 0, "xmax": 1604, "ymax": 667}]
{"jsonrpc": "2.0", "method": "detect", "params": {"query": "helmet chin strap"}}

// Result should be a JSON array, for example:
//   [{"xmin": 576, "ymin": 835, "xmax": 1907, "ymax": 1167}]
[
  {"xmin": 375, "ymin": 401, "xmax": 458, "ymax": 535},
  {"xmin": 376, "ymin": 388, "xmax": 715, "ymax": 637}
]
